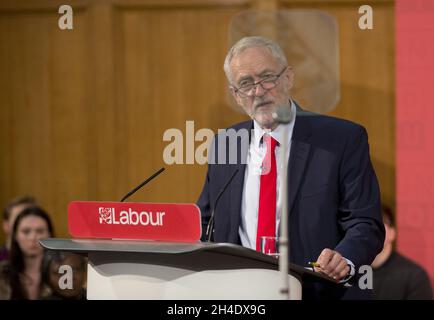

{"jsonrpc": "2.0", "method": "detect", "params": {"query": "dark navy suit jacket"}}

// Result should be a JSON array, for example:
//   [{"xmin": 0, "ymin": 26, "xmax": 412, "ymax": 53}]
[{"xmin": 197, "ymin": 107, "xmax": 385, "ymax": 299}]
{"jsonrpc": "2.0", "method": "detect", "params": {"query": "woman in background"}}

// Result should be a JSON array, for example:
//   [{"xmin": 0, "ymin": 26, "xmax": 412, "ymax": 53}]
[{"xmin": 0, "ymin": 206, "xmax": 54, "ymax": 299}]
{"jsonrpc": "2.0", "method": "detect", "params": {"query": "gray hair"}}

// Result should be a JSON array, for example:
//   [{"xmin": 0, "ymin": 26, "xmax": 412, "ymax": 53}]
[{"xmin": 223, "ymin": 36, "xmax": 288, "ymax": 84}]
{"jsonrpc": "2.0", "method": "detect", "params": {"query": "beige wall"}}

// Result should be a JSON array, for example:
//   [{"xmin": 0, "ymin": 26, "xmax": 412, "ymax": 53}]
[{"xmin": 0, "ymin": 0, "xmax": 394, "ymax": 243}]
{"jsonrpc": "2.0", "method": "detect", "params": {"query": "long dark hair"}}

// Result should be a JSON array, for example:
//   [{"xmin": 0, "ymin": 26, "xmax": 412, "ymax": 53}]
[{"xmin": 7, "ymin": 206, "xmax": 54, "ymax": 299}]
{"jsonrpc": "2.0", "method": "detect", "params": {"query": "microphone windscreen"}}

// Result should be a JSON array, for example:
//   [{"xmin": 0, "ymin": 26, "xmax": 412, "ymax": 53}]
[{"xmin": 272, "ymin": 105, "xmax": 292, "ymax": 124}]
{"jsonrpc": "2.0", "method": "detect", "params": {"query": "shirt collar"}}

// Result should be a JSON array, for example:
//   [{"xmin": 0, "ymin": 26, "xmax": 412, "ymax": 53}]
[{"xmin": 252, "ymin": 100, "xmax": 296, "ymax": 148}]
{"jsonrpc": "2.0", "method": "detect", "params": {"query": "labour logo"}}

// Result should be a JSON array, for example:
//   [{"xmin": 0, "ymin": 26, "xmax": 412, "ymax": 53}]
[{"xmin": 99, "ymin": 207, "xmax": 113, "ymax": 224}]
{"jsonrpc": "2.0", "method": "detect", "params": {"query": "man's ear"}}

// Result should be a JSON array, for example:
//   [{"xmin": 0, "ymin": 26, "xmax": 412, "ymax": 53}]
[
  {"xmin": 285, "ymin": 66, "xmax": 295, "ymax": 90},
  {"xmin": 230, "ymin": 86, "xmax": 242, "ymax": 106},
  {"xmin": 389, "ymin": 227, "xmax": 397, "ymax": 242},
  {"xmin": 386, "ymin": 224, "xmax": 397, "ymax": 244}
]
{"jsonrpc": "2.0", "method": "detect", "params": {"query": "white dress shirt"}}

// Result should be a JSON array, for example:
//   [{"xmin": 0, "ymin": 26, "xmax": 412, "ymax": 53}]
[
  {"xmin": 239, "ymin": 101, "xmax": 296, "ymax": 249},
  {"xmin": 238, "ymin": 101, "xmax": 355, "ymax": 282}
]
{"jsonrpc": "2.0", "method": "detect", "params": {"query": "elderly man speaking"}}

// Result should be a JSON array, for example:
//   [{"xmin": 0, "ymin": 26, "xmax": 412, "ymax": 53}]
[{"xmin": 197, "ymin": 36, "xmax": 384, "ymax": 299}]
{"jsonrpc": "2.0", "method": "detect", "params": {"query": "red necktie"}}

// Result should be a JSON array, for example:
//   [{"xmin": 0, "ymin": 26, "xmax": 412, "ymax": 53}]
[{"xmin": 256, "ymin": 134, "xmax": 278, "ymax": 251}]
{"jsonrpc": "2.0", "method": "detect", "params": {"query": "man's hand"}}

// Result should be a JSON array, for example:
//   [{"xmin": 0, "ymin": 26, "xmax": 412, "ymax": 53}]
[{"xmin": 314, "ymin": 248, "xmax": 350, "ymax": 281}]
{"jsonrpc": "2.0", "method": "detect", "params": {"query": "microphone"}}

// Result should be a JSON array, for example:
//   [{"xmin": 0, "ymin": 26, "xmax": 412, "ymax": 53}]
[
  {"xmin": 206, "ymin": 168, "xmax": 239, "ymax": 242},
  {"xmin": 272, "ymin": 105, "xmax": 293, "ymax": 124},
  {"xmin": 120, "ymin": 167, "xmax": 165, "ymax": 202}
]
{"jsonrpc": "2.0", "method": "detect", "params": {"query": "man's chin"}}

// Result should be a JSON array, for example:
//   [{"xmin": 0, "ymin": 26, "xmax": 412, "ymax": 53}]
[{"xmin": 254, "ymin": 115, "xmax": 276, "ymax": 130}]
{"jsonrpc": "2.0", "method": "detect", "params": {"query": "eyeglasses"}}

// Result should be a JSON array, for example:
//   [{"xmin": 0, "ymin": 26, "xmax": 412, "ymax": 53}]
[{"xmin": 232, "ymin": 66, "xmax": 287, "ymax": 97}]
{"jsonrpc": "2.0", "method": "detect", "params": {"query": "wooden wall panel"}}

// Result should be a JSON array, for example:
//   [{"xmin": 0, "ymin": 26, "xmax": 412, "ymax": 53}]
[
  {"xmin": 281, "ymin": 0, "xmax": 395, "ymax": 208},
  {"xmin": 113, "ymin": 5, "xmax": 249, "ymax": 206},
  {"xmin": 0, "ymin": 1, "xmax": 250, "ymax": 242},
  {"xmin": 0, "ymin": 0, "xmax": 395, "ymax": 243},
  {"xmin": 0, "ymin": 8, "xmax": 91, "ymax": 239}
]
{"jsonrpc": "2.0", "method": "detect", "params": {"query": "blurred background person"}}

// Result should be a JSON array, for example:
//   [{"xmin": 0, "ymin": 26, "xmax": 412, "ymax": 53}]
[
  {"xmin": 0, "ymin": 206, "xmax": 54, "ymax": 299},
  {"xmin": 1, "ymin": 196, "xmax": 37, "ymax": 262},
  {"xmin": 42, "ymin": 251, "xmax": 87, "ymax": 300},
  {"xmin": 372, "ymin": 205, "xmax": 432, "ymax": 299}
]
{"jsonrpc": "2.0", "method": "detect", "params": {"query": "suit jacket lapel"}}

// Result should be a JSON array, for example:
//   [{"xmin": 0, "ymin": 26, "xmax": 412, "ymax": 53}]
[{"xmin": 288, "ymin": 109, "xmax": 312, "ymax": 214}]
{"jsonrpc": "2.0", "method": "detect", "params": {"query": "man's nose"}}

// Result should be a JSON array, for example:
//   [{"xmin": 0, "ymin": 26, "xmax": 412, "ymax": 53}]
[{"xmin": 253, "ymin": 83, "xmax": 266, "ymax": 97}]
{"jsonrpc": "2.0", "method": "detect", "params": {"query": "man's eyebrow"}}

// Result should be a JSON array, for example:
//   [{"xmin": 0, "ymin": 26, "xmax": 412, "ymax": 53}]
[
  {"xmin": 237, "ymin": 75, "xmax": 254, "ymax": 84},
  {"xmin": 258, "ymin": 69, "xmax": 275, "ymax": 77},
  {"xmin": 237, "ymin": 69, "xmax": 276, "ymax": 84}
]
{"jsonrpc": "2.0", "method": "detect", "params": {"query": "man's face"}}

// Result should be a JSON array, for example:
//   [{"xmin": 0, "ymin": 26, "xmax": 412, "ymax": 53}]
[{"xmin": 229, "ymin": 46, "xmax": 294, "ymax": 129}]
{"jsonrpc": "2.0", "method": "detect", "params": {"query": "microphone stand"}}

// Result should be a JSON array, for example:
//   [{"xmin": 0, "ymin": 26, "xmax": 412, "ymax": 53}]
[
  {"xmin": 206, "ymin": 169, "xmax": 239, "ymax": 242},
  {"xmin": 119, "ymin": 167, "xmax": 165, "ymax": 202},
  {"xmin": 279, "ymin": 126, "xmax": 290, "ymax": 300},
  {"xmin": 273, "ymin": 106, "xmax": 292, "ymax": 300}
]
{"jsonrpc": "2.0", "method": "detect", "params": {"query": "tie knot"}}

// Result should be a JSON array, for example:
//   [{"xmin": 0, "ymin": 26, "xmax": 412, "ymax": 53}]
[{"xmin": 262, "ymin": 134, "xmax": 278, "ymax": 151}]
